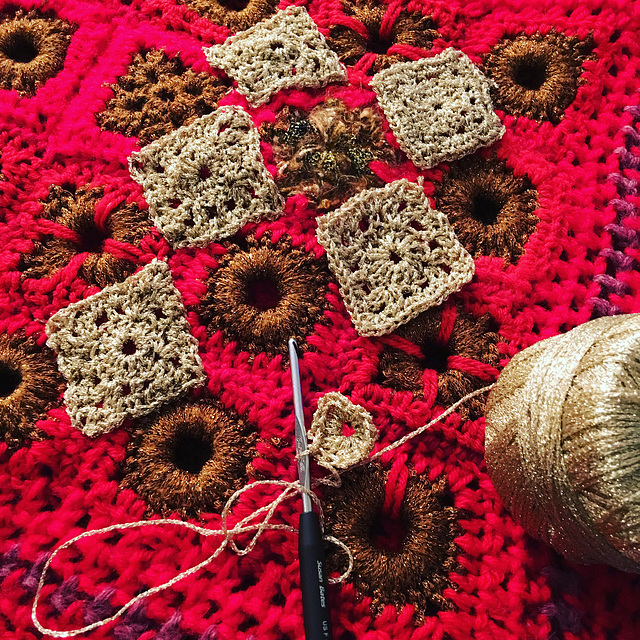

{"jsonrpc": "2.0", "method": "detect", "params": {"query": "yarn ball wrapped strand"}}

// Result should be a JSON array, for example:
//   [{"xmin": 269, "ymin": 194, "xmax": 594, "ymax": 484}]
[{"xmin": 485, "ymin": 314, "xmax": 640, "ymax": 573}]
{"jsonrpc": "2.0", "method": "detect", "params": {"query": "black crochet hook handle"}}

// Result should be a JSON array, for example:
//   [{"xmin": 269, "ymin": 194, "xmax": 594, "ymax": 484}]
[{"xmin": 299, "ymin": 510, "xmax": 332, "ymax": 640}]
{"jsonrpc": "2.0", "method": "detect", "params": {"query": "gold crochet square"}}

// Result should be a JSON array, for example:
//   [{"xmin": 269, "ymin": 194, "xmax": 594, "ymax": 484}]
[
  {"xmin": 46, "ymin": 260, "xmax": 205, "ymax": 436},
  {"xmin": 316, "ymin": 180, "xmax": 475, "ymax": 336},
  {"xmin": 129, "ymin": 107, "xmax": 283, "ymax": 249},
  {"xmin": 204, "ymin": 6, "xmax": 347, "ymax": 107},
  {"xmin": 371, "ymin": 49, "xmax": 505, "ymax": 169}
]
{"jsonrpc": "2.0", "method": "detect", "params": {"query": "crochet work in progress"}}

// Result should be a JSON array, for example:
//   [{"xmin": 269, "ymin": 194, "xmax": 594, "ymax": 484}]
[{"xmin": 1, "ymin": 0, "xmax": 640, "ymax": 639}]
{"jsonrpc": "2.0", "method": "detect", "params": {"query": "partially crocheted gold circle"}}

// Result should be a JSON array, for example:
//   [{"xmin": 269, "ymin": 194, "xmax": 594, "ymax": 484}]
[
  {"xmin": 201, "ymin": 235, "xmax": 329, "ymax": 356},
  {"xmin": 308, "ymin": 392, "xmax": 378, "ymax": 470},
  {"xmin": 180, "ymin": 0, "xmax": 278, "ymax": 33},
  {"xmin": 0, "ymin": 10, "xmax": 75, "ymax": 95},
  {"xmin": 435, "ymin": 155, "xmax": 538, "ymax": 263},
  {"xmin": 21, "ymin": 184, "xmax": 151, "ymax": 288},
  {"xmin": 121, "ymin": 400, "xmax": 256, "ymax": 516},
  {"xmin": 324, "ymin": 464, "xmax": 459, "ymax": 617},
  {"xmin": 97, "ymin": 49, "xmax": 232, "ymax": 147},
  {"xmin": 0, "ymin": 333, "xmax": 64, "ymax": 450},
  {"xmin": 485, "ymin": 31, "xmax": 593, "ymax": 123}
]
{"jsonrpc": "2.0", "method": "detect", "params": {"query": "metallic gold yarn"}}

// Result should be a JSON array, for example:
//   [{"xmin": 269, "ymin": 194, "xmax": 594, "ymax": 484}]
[{"xmin": 485, "ymin": 314, "xmax": 640, "ymax": 573}]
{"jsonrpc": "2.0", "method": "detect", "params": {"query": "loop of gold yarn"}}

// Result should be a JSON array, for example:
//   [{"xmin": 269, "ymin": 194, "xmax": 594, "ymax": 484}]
[{"xmin": 485, "ymin": 314, "xmax": 640, "ymax": 573}]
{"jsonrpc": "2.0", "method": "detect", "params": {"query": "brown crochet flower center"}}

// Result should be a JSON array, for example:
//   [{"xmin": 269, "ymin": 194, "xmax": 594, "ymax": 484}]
[
  {"xmin": 97, "ymin": 49, "xmax": 231, "ymax": 146},
  {"xmin": 324, "ymin": 465, "xmax": 459, "ymax": 616},
  {"xmin": 21, "ymin": 185, "xmax": 151, "ymax": 288},
  {"xmin": 222, "ymin": 248, "xmax": 301, "ymax": 320},
  {"xmin": 485, "ymin": 31, "xmax": 593, "ymax": 123},
  {"xmin": 3, "ymin": 29, "xmax": 38, "ymax": 63},
  {"xmin": 172, "ymin": 428, "xmax": 214, "ymax": 474},
  {"xmin": 469, "ymin": 190, "xmax": 501, "ymax": 224},
  {"xmin": 327, "ymin": 0, "xmax": 438, "ymax": 74},
  {"xmin": 366, "ymin": 33, "xmax": 392, "ymax": 56},
  {"xmin": 512, "ymin": 54, "xmax": 548, "ymax": 90},
  {"xmin": 180, "ymin": 0, "xmax": 278, "ymax": 33},
  {"xmin": 0, "ymin": 12, "xmax": 75, "ymax": 95},
  {"xmin": 246, "ymin": 275, "xmax": 281, "ymax": 310},
  {"xmin": 419, "ymin": 340, "xmax": 450, "ymax": 373},
  {"xmin": 0, "ymin": 360, "xmax": 22, "ymax": 398},
  {"xmin": 122, "ymin": 401, "xmax": 256, "ymax": 516},
  {"xmin": 368, "ymin": 509, "xmax": 409, "ymax": 553},
  {"xmin": 74, "ymin": 217, "xmax": 108, "ymax": 254},
  {"xmin": 0, "ymin": 334, "xmax": 63, "ymax": 450},
  {"xmin": 377, "ymin": 306, "xmax": 501, "ymax": 417},
  {"xmin": 202, "ymin": 236, "xmax": 329, "ymax": 355},
  {"xmin": 436, "ymin": 155, "xmax": 538, "ymax": 263}
]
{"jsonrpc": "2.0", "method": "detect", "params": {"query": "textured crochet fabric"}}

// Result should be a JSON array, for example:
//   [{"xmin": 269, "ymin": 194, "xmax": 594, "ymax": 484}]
[
  {"xmin": 2, "ymin": 0, "xmax": 640, "ymax": 639},
  {"xmin": 317, "ymin": 179, "xmax": 475, "ymax": 336},
  {"xmin": 204, "ymin": 6, "xmax": 347, "ymax": 107},
  {"xmin": 129, "ymin": 107, "xmax": 283, "ymax": 248},
  {"xmin": 371, "ymin": 49, "xmax": 505, "ymax": 169},
  {"xmin": 308, "ymin": 391, "xmax": 378, "ymax": 470},
  {"xmin": 46, "ymin": 260, "xmax": 205, "ymax": 436}
]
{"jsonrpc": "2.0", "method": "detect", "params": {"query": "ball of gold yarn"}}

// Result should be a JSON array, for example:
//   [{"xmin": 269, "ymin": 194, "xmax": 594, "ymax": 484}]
[{"xmin": 485, "ymin": 314, "xmax": 640, "ymax": 573}]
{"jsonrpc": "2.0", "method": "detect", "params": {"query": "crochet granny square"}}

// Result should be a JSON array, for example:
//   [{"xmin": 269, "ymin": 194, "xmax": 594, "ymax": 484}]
[
  {"xmin": 129, "ymin": 106, "xmax": 283, "ymax": 248},
  {"xmin": 371, "ymin": 49, "xmax": 505, "ymax": 169},
  {"xmin": 316, "ymin": 179, "xmax": 475, "ymax": 336},
  {"xmin": 204, "ymin": 6, "xmax": 347, "ymax": 107},
  {"xmin": 45, "ymin": 260, "xmax": 205, "ymax": 436}
]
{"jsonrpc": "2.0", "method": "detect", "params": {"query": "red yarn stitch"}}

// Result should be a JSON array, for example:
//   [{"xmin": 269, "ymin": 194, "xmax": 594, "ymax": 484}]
[{"xmin": 381, "ymin": 453, "xmax": 409, "ymax": 519}]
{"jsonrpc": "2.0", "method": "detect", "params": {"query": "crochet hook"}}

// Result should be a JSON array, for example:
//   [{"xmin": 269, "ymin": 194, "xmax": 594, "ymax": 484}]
[{"xmin": 288, "ymin": 338, "xmax": 333, "ymax": 640}]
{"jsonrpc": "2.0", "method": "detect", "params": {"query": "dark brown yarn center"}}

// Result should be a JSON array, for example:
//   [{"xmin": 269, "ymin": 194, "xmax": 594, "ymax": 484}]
[
  {"xmin": 367, "ymin": 32, "xmax": 392, "ymax": 55},
  {"xmin": 172, "ymin": 430, "xmax": 213, "ymax": 474},
  {"xmin": 513, "ymin": 56, "xmax": 547, "ymax": 90},
  {"xmin": 216, "ymin": 0, "xmax": 251, "ymax": 11},
  {"xmin": 4, "ymin": 31, "xmax": 38, "ymax": 63},
  {"xmin": 369, "ymin": 511, "xmax": 408, "ymax": 552},
  {"xmin": 246, "ymin": 276, "xmax": 281, "ymax": 310},
  {"xmin": 0, "ymin": 361, "xmax": 22, "ymax": 397},
  {"xmin": 471, "ymin": 192, "xmax": 503, "ymax": 225},
  {"xmin": 77, "ymin": 221, "xmax": 108, "ymax": 254},
  {"xmin": 420, "ymin": 341, "xmax": 450, "ymax": 373}
]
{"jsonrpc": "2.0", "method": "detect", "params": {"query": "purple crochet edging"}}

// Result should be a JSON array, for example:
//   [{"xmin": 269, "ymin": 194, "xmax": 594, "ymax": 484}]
[
  {"xmin": 0, "ymin": 545, "xmax": 217, "ymax": 639},
  {"xmin": 591, "ymin": 100, "xmax": 640, "ymax": 317}
]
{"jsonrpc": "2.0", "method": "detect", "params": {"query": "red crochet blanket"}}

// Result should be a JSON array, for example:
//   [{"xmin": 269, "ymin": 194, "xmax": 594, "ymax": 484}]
[{"xmin": 0, "ymin": 0, "xmax": 639, "ymax": 638}]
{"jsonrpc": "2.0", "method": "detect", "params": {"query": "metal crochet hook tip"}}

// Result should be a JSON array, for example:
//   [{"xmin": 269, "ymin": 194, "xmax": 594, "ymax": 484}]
[
  {"xmin": 289, "ymin": 338, "xmax": 333, "ymax": 640},
  {"xmin": 289, "ymin": 337, "xmax": 302, "ymax": 358},
  {"xmin": 289, "ymin": 339, "xmax": 312, "ymax": 513}
]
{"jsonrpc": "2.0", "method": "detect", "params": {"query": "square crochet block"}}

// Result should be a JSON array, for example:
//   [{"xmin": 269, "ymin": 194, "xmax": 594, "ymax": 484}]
[
  {"xmin": 46, "ymin": 260, "xmax": 205, "ymax": 436},
  {"xmin": 204, "ymin": 6, "xmax": 347, "ymax": 107},
  {"xmin": 129, "ymin": 106, "xmax": 283, "ymax": 248},
  {"xmin": 371, "ymin": 49, "xmax": 505, "ymax": 169},
  {"xmin": 316, "ymin": 180, "xmax": 475, "ymax": 336}
]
